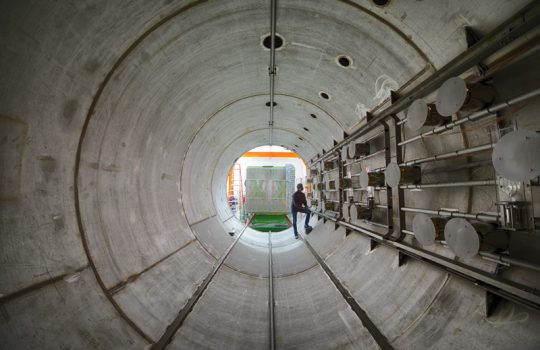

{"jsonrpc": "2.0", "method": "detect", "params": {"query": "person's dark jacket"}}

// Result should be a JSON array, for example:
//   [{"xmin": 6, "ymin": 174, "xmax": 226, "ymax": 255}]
[{"xmin": 292, "ymin": 190, "xmax": 307, "ymax": 210}]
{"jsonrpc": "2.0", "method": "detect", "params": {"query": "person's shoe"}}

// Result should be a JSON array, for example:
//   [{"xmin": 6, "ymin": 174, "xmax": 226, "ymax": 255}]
[
  {"xmin": 294, "ymin": 234, "xmax": 299, "ymax": 239},
  {"xmin": 305, "ymin": 226, "xmax": 313, "ymax": 234}
]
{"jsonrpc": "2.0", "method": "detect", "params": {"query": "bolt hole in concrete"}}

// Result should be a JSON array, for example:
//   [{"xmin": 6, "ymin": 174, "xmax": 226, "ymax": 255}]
[
  {"xmin": 226, "ymin": 146, "xmax": 307, "ymax": 232},
  {"xmin": 372, "ymin": 0, "xmax": 390, "ymax": 7},
  {"xmin": 265, "ymin": 101, "xmax": 277, "ymax": 107},
  {"xmin": 337, "ymin": 55, "xmax": 352, "ymax": 68},
  {"xmin": 310, "ymin": 113, "xmax": 317, "ymax": 119},
  {"xmin": 303, "ymin": 127, "xmax": 309, "ymax": 132},
  {"xmin": 319, "ymin": 91, "xmax": 330, "ymax": 100},
  {"xmin": 262, "ymin": 33, "xmax": 284, "ymax": 50}
]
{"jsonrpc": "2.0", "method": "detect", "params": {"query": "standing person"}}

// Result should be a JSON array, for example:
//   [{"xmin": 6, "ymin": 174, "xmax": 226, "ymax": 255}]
[{"xmin": 291, "ymin": 183, "xmax": 313, "ymax": 239}]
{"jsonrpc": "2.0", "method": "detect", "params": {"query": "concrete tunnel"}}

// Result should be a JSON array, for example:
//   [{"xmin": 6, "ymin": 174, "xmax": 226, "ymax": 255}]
[{"xmin": 1, "ymin": 0, "xmax": 540, "ymax": 349}]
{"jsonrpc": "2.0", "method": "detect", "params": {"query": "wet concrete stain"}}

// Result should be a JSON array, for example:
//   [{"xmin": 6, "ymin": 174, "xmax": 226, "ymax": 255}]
[
  {"xmin": 62, "ymin": 99, "xmax": 78, "ymax": 128},
  {"xmin": 83, "ymin": 59, "xmax": 100, "ymax": 75},
  {"xmin": 51, "ymin": 214, "xmax": 65, "ymax": 231},
  {"xmin": 161, "ymin": 173, "xmax": 177, "ymax": 181},
  {"xmin": 101, "ymin": 164, "xmax": 120, "ymax": 172},
  {"xmin": 37, "ymin": 156, "xmax": 56, "ymax": 181}
]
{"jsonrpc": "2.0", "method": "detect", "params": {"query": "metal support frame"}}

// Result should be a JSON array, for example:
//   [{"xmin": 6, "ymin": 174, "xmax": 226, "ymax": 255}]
[
  {"xmin": 312, "ymin": 210, "xmax": 540, "ymax": 312},
  {"xmin": 311, "ymin": 2, "xmax": 540, "ymax": 164}
]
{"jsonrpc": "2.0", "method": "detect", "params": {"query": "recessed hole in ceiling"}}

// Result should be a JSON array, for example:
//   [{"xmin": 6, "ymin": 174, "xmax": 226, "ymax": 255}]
[
  {"xmin": 298, "ymin": 137, "xmax": 304, "ymax": 141},
  {"xmin": 319, "ymin": 91, "xmax": 330, "ymax": 100},
  {"xmin": 294, "ymin": 144, "xmax": 299, "ymax": 148},
  {"xmin": 337, "ymin": 55, "xmax": 352, "ymax": 67},
  {"xmin": 303, "ymin": 127, "xmax": 309, "ymax": 132},
  {"xmin": 372, "ymin": 0, "xmax": 390, "ymax": 6},
  {"xmin": 266, "ymin": 101, "xmax": 277, "ymax": 107},
  {"xmin": 310, "ymin": 113, "xmax": 317, "ymax": 119},
  {"xmin": 262, "ymin": 33, "xmax": 284, "ymax": 50}
]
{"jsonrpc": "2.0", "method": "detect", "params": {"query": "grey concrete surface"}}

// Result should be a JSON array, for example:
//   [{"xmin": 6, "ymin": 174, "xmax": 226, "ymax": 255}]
[{"xmin": 1, "ymin": 0, "xmax": 540, "ymax": 349}]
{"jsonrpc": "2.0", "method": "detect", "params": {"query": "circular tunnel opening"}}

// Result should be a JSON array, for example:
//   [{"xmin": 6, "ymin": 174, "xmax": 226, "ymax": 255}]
[{"xmin": 226, "ymin": 145, "xmax": 308, "ymax": 232}]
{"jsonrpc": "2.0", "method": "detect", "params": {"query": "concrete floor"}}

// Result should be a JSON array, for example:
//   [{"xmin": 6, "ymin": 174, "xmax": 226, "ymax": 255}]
[{"xmin": 1, "ymin": 0, "xmax": 540, "ymax": 349}]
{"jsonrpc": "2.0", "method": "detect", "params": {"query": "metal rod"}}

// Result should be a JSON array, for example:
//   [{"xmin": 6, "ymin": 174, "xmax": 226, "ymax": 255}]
[
  {"xmin": 311, "ymin": 2, "xmax": 540, "ymax": 164},
  {"xmin": 479, "ymin": 251, "xmax": 540, "ymax": 273},
  {"xmin": 152, "ymin": 219, "xmax": 252, "ymax": 349},
  {"xmin": 403, "ymin": 230, "xmax": 540, "ymax": 272},
  {"xmin": 343, "ymin": 149, "xmax": 386, "ymax": 166},
  {"xmin": 423, "ymin": 159, "xmax": 493, "ymax": 174},
  {"xmin": 400, "ymin": 180, "xmax": 496, "ymax": 189},
  {"xmin": 299, "ymin": 232, "xmax": 394, "ymax": 350},
  {"xmin": 313, "ymin": 211, "xmax": 540, "ymax": 311},
  {"xmin": 399, "ymin": 87, "xmax": 540, "ymax": 146},
  {"xmin": 398, "ymin": 112, "xmax": 498, "ymax": 146},
  {"xmin": 400, "ymin": 207, "xmax": 499, "ymax": 223},
  {"xmin": 268, "ymin": 233, "xmax": 275, "ymax": 350},
  {"xmin": 268, "ymin": 0, "xmax": 277, "ymax": 145},
  {"xmin": 401, "ymin": 143, "xmax": 494, "ymax": 166}
]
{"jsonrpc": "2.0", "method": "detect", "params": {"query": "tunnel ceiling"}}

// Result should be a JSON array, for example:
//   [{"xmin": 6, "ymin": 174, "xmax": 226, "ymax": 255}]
[{"xmin": 1, "ymin": 0, "xmax": 539, "ymax": 349}]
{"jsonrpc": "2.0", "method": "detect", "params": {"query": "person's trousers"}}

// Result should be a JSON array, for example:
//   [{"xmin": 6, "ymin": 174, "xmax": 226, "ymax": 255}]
[{"xmin": 292, "ymin": 207, "xmax": 310, "ymax": 235}]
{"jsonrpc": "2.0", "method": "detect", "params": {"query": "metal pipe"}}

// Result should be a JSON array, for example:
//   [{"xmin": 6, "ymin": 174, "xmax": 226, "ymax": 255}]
[
  {"xmin": 399, "ymin": 87, "xmax": 540, "ymax": 146},
  {"xmin": 401, "ymin": 143, "xmax": 494, "ymax": 166},
  {"xmin": 479, "ymin": 251, "xmax": 540, "ymax": 273},
  {"xmin": 398, "ymin": 112, "xmax": 498, "ymax": 146},
  {"xmin": 400, "ymin": 207, "xmax": 499, "ymax": 223},
  {"xmin": 402, "ymin": 229, "xmax": 540, "ymax": 272},
  {"xmin": 268, "ymin": 0, "xmax": 277, "ymax": 145},
  {"xmin": 400, "ymin": 180, "xmax": 496, "ymax": 189},
  {"xmin": 312, "ymin": 210, "xmax": 540, "ymax": 311},
  {"xmin": 312, "ymin": 2, "xmax": 540, "ymax": 164},
  {"xmin": 268, "ymin": 233, "xmax": 275, "ymax": 350},
  {"xmin": 422, "ymin": 159, "xmax": 493, "ymax": 174}
]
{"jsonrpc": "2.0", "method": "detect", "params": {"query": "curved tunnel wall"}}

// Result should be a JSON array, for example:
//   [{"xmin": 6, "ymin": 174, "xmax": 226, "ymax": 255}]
[{"xmin": 1, "ymin": 0, "xmax": 540, "ymax": 349}]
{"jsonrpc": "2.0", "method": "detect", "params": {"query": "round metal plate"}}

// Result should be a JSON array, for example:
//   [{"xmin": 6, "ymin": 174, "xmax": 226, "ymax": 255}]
[
  {"xmin": 359, "ymin": 171, "xmax": 369, "ymax": 188},
  {"xmin": 407, "ymin": 99, "xmax": 428, "ymax": 131},
  {"xmin": 412, "ymin": 213, "xmax": 436, "ymax": 246},
  {"xmin": 384, "ymin": 162, "xmax": 400, "ymax": 187},
  {"xmin": 492, "ymin": 130, "xmax": 540, "ymax": 181},
  {"xmin": 444, "ymin": 218, "xmax": 480, "ymax": 259},
  {"xmin": 435, "ymin": 77, "xmax": 468, "ymax": 116}
]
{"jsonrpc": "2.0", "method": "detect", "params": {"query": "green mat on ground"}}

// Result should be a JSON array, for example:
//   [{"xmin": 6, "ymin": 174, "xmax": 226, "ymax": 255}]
[{"xmin": 250, "ymin": 214, "xmax": 290, "ymax": 232}]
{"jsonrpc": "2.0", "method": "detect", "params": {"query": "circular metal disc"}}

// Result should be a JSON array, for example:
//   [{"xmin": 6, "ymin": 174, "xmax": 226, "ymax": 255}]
[
  {"xmin": 492, "ymin": 130, "xmax": 540, "ymax": 181},
  {"xmin": 407, "ymin": 99, "xmax": 429, "ymax": 131},
  {"xmin": 444, "ymin": 218, "xmax": 480, "ymax": 259},
  {"xmin": 384, "ymin": 162, "xmax": 401, "ymax": 187},
  {"xmin": 435, "ymin": 77, "xmax": 468, "ymax": 116},
  {"xmin": 359, "ymin": 171, "xmax": 369, "ymax": 188},
  {"xmin": 412, "ymin": 213, "xmax": 436, "ymax": 246}
]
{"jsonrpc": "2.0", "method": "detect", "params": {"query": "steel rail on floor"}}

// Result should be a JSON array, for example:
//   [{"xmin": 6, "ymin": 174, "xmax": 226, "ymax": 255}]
[
  {"xmin": 151, "ymin": 218, "xmax": 252, "ymax": 350},
  {"xmin": 312, "ymin": 211, "xmax": 540, "ymax": 312},
  {"xmin": 299, "ymin": 232, "xmax": 394, "ymax": 350},
  {"xmin": 268, "ymin": 233, "xmax": 276, "ymax": 350}
]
